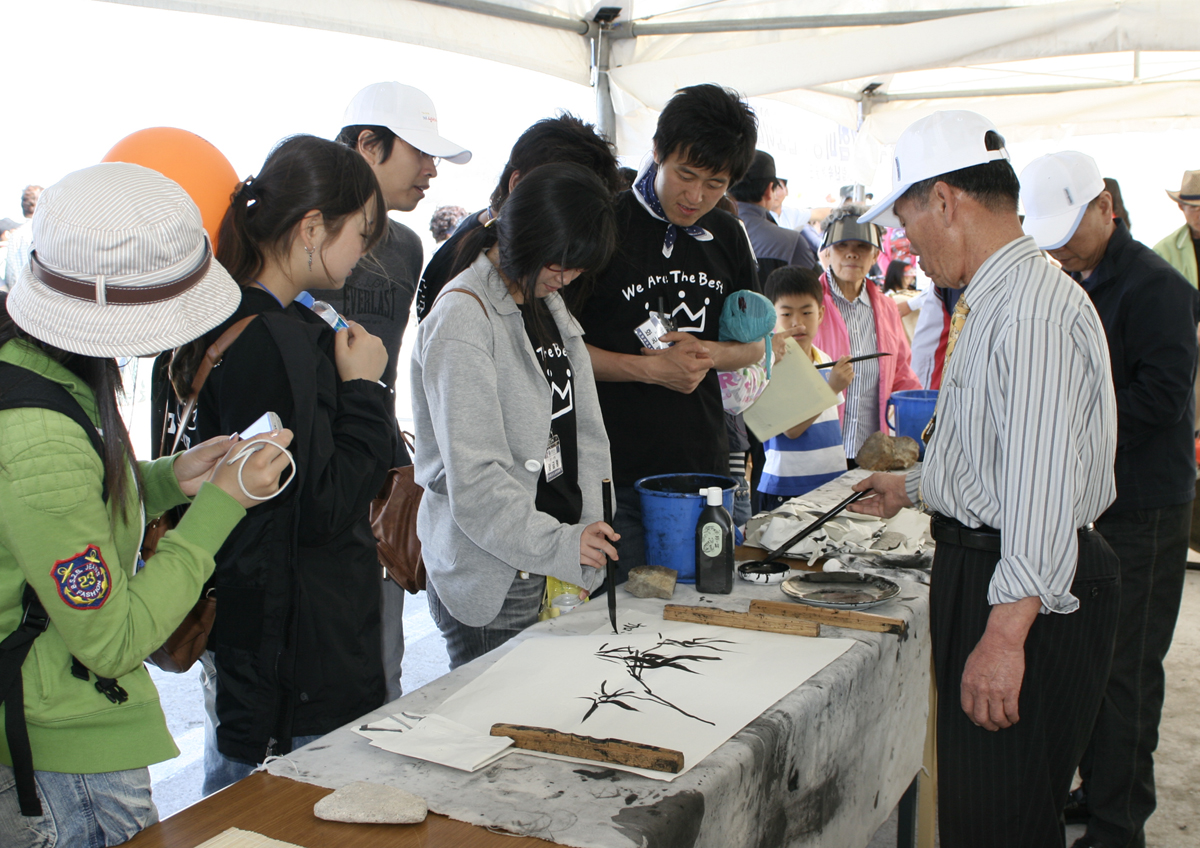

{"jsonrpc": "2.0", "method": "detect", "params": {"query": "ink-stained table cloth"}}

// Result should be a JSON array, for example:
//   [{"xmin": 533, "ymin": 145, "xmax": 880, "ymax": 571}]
[{"xmin": 267, "ymin": 475, "xmax": 931, "ymax": 848}]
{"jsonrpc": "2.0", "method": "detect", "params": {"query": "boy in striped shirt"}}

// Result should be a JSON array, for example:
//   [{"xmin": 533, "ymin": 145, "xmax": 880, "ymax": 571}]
[{"xmin": 758, "ymin": 267, "xmax": 855, "ymax": 510}]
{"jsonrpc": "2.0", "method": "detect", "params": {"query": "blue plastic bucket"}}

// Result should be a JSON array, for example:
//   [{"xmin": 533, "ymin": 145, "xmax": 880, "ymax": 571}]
[
  {"xmin": 635, "ymin": 474, "xmax": 737, "ymax": 584},
  {"xmin": 886, "ymin": 390, "xmax": 939, "ymax": 459}
]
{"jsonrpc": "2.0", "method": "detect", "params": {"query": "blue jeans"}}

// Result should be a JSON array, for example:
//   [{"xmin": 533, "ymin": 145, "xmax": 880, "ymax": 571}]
[
  {"xmin": 199, "ymin": 652, "xmax": 322, "ymax": 797},
  {"xmin": 758, "ymin": 492, "xmax": 790, "ymax": 513},
  {"xmin": 0, "ymin": 763, "xmax": 157, "ymax": 847},
  {"xmin": 731, "ymin": 473, "xmax": 752, "ymax": 527},
  {"xmin": 427, "ymin": 573, "xmax": 544, "ymax": 670}
]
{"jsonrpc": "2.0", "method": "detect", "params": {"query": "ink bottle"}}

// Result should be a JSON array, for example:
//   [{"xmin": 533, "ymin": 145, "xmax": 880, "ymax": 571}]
[{"xmin": 695, "ymin": 487, "xmax": 734, "ymax": 594}]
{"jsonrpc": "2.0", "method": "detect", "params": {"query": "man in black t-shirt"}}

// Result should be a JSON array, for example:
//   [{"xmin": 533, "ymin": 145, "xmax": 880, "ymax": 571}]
[{"xmin": 580, "ymin": 84, "xmax": 761, "ymax": 576}]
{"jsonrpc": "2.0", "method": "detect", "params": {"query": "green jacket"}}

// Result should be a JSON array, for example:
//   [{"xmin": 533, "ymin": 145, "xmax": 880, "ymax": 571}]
[
  {"xmin": 0, "ymin": 339, "xmax": 245, "ymax": 774},
  {"xmin": 1153, "ymin": 223, "xmax": 1199, "ymax": 288}
]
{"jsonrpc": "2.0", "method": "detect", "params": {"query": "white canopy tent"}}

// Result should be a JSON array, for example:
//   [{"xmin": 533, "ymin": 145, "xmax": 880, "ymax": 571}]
[{"xmin": 103, "ymin": 0, "xmax": 1200, "ymax": 152}]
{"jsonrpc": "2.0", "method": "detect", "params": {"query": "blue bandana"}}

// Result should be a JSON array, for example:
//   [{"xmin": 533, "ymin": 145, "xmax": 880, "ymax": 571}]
[{"xmin": 633, "ymin": 162, "xmax": 713, "ymax": 258}]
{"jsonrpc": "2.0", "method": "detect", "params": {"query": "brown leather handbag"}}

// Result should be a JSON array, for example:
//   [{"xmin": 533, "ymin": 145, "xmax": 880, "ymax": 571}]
[
  {"xmin": 368, "ymin": 287, "xmax": 488, "ymax": 594},
  {"xmin": 145, "ymin": 316, "xmax": 256, "ymax": 673},
  {"xmin": 370, "ymin": 431, "xmax": 426, "ymax": 594}
]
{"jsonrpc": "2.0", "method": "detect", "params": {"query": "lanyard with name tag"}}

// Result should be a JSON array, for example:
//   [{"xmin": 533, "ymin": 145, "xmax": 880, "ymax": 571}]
[{"xmin": 544, "ymin": 432, "xmax": 564, "ymax": 482}]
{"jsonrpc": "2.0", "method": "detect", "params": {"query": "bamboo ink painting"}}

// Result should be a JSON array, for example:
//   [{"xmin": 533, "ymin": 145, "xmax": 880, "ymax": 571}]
[
  {"xmin": 581, "ymin": 636, "xmax": 734, "ymax": 726},
  {"xmin": 434, "ymin": 621, "xmax": 855, "ymax": 780}
]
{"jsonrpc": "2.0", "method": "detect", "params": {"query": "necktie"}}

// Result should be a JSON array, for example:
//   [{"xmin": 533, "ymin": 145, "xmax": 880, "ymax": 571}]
[{"xmin": 922, "ymin": 295, "xmax": 970, "ymax": 444}]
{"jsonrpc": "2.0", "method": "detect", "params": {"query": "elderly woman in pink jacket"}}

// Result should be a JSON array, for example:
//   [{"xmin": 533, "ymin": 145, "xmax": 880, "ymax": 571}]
[{"xmin": 813, "ymin": 205, "xmax": 921, "ymax": 465}]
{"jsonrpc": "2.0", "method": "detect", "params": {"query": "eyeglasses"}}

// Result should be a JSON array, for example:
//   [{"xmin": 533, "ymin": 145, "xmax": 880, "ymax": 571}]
[
  {"xmin": 775, "ymin": 178, "xmax": 788, "ymax": 189},
  {"xmin": 543, "ymin": 264, "xmax": 585, "ymax": 280},
  {"xmin": 420, "ymin": 151, "xmax": 442, "ymax": 168}
]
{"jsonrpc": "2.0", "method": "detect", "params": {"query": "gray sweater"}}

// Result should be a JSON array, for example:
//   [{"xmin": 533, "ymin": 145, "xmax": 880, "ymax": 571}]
[{"xmin": 411, "ymin": 252, "xmax": 611, "ymax": 626}]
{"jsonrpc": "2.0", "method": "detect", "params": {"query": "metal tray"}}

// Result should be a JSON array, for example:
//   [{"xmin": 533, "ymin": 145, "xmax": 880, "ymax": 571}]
[{"xmin": 779, "ymin": 572, "xmax": 901, "ymax": 610}]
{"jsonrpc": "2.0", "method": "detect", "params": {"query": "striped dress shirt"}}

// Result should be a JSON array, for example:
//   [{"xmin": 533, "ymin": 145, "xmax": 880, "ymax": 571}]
[
  {"xmin": 905, "ymin": 236, "xmax": 1117, "ymax": 613},
  {"xmin": 827, "ymin": 280, "xmax": 880, "ymax": 458}
]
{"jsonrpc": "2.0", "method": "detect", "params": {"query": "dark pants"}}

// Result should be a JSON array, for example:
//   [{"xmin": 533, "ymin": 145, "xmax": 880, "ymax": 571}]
[
  {"xmin": 932, "ymin": 528, "xmax": 1119, "ymax": 848},
  {"xmin": 1079, "ymin": 502, "xmax": 1192, "ymax": 848},
  {"xmin": 610, "ymin": 486, "xmax": 646, "ymax": 583}
]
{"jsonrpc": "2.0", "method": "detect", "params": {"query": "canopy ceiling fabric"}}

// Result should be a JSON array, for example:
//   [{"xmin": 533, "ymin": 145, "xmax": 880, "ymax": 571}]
[{"xmin": 102, "ymin": 0, "xmax": 1200, "ymax": 145}]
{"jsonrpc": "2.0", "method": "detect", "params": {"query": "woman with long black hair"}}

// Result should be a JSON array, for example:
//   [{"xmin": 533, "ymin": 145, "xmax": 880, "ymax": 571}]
[
  {"xmin": 412, "ymin": 162, "xmax": 620, "ymax": 668},
  {"xmin": 0, "ymin": 162, "xmax": 290, "ymax": 846},
  {"xmin": 170, "ymin": 134, "xmax": 397, "ymax": 795}
]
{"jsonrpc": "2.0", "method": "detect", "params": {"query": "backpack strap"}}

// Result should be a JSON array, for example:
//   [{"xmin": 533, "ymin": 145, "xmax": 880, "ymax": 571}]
[
  {"xmin": 0, "ymin": 363, "xmax": 128, "ymax": 816},
  {"xmin": 436, "ymin": 287, "xmax": 489, "ymax": 318},
  {"xmin": 0, "ymin": 362, "xmax": 108, "ymax": 502},
  {"xmin": 168, "ymin": 315, "xmax": 258, "ymax": 457},
  {"xmin": 0, "ymin": 585, "xmax": 50, "ymax": 816}
]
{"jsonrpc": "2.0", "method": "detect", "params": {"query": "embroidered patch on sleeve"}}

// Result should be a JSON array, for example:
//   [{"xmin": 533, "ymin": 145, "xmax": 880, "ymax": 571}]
[{"xmin": 51, "ymin": 545, "xmax": 112, "ymax": 610}]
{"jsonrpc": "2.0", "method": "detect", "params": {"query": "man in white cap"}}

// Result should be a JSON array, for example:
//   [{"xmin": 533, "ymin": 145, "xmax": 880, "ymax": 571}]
[
  {"xmin": 847, "ymin": 111, "xmax": 1120, "ymax": 846},
  {"xmin": 1153, "ymin": 169, "xmax": 1200, "ymax": 288},
  {"xmin": 330, "ymin": 82, "xmax": 470, "ymax": 702},
  {"xmin": 1020, "ymin": 151, "xmax": 1199, "ymax": 848}
]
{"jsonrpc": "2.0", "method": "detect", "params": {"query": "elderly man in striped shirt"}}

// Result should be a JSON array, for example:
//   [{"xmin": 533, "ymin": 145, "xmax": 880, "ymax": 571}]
[{"xmin": 850, "ymin": 111, "xmax": 1120, "ymax": 848}]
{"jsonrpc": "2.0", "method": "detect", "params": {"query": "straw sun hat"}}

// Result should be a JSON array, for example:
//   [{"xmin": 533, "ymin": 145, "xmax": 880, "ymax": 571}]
[
  {"xmin": 1167, "ymin": 170, "xmax": 1200, "ymax": 206},
  {"xmin": 7, "ymin": 162, "xmax": 241, "ymax": 358}
]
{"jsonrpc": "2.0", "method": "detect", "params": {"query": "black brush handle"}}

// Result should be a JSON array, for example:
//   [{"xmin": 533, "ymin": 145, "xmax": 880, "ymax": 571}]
[
  {"xmin": 761, "ymin": 490, "xmax": 870, "ymax": 563},
  {"xmin": 815, "ymin": 352, "xmax": 892, "ymax": 369},
  {"xmin": 602, "ymin": 478, "xmax": 618, "ymax": 634}
]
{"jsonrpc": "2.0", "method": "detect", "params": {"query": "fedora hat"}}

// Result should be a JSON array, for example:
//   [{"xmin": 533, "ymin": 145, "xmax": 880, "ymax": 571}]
[
  {"xmin": 1167, "ymin": 170, "xmax": 1200, "ymax": 206},
  {"xmin": 7, "ymin": 162, "xmax": 241, "ymax": 358}
]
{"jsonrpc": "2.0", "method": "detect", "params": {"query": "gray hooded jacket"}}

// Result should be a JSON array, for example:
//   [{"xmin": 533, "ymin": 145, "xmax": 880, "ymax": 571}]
[{"xmin": 411, "ymin": 251, "xmax": 610, "ymax": 626}]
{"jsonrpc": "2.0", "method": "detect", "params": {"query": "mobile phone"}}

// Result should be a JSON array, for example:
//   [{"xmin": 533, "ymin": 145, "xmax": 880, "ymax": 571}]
[{"xmin": 240, "ymin": 411, "xmax": 282, "ymax": 440}]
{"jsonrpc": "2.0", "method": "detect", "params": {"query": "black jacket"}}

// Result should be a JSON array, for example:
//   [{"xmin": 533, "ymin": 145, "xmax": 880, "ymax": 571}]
[
  {"xmin": 195, "ymin": 288, "xmax": 395, "ymax": 763},
  {"xmin": 1077, "ymin": 221, "xmax": 1200, "ymax": 513}
]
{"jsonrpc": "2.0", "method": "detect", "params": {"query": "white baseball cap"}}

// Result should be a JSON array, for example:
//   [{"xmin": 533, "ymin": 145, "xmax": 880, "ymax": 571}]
[
  {"xmin": 343, "ymin": 82, "xmax": 471, "ymax": 165},
  {"xmin": 859, "ymin": 110, "xmax": 1010, "ymax": 228},
  {"xmin": 1019, "ymin": 152, "xmax": 1105, "ymax": 251}
]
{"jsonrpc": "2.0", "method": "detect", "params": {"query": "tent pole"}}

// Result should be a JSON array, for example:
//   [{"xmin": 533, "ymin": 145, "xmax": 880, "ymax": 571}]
[
  {"xmin": 853, "ymin": 87, "xmax": 877, "ymax": 204},
  {"xmin": 591, "ymin": 23, "xmax": 617, "ymax": 147},
  {"xmin": 629, "ymin": 8, "xmax": 1001, "ymax": 36}
]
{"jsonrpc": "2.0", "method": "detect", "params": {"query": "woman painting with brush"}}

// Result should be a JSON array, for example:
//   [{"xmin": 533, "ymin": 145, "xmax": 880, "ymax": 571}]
[{"xmin": 412, "ymin": 163, "xmax": 621, "ymax": 668}]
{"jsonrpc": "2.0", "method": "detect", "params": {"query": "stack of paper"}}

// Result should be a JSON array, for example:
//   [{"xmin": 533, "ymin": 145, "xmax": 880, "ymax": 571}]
[{"xmin": 354, "ymin": 713, "xmax": 512, "ymax": 772}]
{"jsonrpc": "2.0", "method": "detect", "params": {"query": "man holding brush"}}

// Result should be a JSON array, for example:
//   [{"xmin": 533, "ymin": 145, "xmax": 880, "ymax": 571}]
[
  {"xmin": 848, "ymin": 111, "xmax": 1120, "ymax": 847},
  {"xmin": 581, "ymin": 84, "xmax": 762, "ymax": 575}
]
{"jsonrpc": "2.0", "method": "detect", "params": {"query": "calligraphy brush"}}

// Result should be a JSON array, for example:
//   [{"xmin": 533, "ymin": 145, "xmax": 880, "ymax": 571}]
[
  {"xmin": 760, "ymin": 490, "xmax": 870, "ymax": 566},
  {"xmin": 815, "ymin": 352, "xmax": 892, "ymax": 369},
  {"xmin": 603, "ymin": 478, "xmax": 618, "ymax": 634}
]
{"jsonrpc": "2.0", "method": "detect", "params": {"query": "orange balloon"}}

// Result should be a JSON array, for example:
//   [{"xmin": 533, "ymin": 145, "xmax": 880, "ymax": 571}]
[{"xmin": 102, "ymin": 128, "xmax": 239, "ymax": 247}]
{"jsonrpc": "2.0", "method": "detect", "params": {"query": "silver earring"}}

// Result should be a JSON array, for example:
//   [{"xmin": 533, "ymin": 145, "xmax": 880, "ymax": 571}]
[{"xmin": 305, "ymin": 245, "xmax": 313, "ymax": 270}]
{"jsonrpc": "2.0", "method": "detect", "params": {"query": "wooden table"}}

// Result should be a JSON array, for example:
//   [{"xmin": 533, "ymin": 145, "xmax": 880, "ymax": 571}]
[{"xmin": 125, "ymin": 772, "xmax": 544, "ymax": 848}]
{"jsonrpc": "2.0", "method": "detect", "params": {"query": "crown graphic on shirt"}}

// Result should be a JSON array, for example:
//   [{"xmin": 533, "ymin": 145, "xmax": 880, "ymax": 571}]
[
  {"xmin": 671, "ymin": 299, "xmax": 708, "ymax": 333},
  {"xmin": 550, "ymin": 379, "xmax": 574, "ymax": 420}
]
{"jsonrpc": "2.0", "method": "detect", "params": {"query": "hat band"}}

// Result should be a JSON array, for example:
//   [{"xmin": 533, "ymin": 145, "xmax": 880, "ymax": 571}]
[
  {"xmin": 30, "ymin": 242, "xmax": 211, "ymax": 306},
  {"xmin": 1180, "ymin": 193, "xmax": 1200, "ymax": 201}
]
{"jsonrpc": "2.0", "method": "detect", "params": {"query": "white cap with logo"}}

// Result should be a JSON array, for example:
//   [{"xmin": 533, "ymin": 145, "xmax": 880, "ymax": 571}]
[
  {"xmin": 858, "ymin": 110, "xmax": 1010, "ymax": 229},
  {"xmin": 343, "ymin": 82, "xmax": 472, "ymax": 165},
  {"xmin": 1018, "ymin": 152, "xmax": 1105, "ymax": 251}
]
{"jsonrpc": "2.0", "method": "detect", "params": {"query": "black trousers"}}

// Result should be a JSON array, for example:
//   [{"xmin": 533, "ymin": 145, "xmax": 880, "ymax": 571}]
[
  {"xmin": 932, "ymin": 528, "xmax": 1120, "ymax": 848},
  {"xmin": 1079, "ymin": 502, "xmax": 1192, "ymax": 848}
]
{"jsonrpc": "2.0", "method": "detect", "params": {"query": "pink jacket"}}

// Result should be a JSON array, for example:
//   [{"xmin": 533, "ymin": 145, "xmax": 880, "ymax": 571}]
[{"xmin": 813, "ymin": 272, "xmax": 922, "ymax": 433}]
